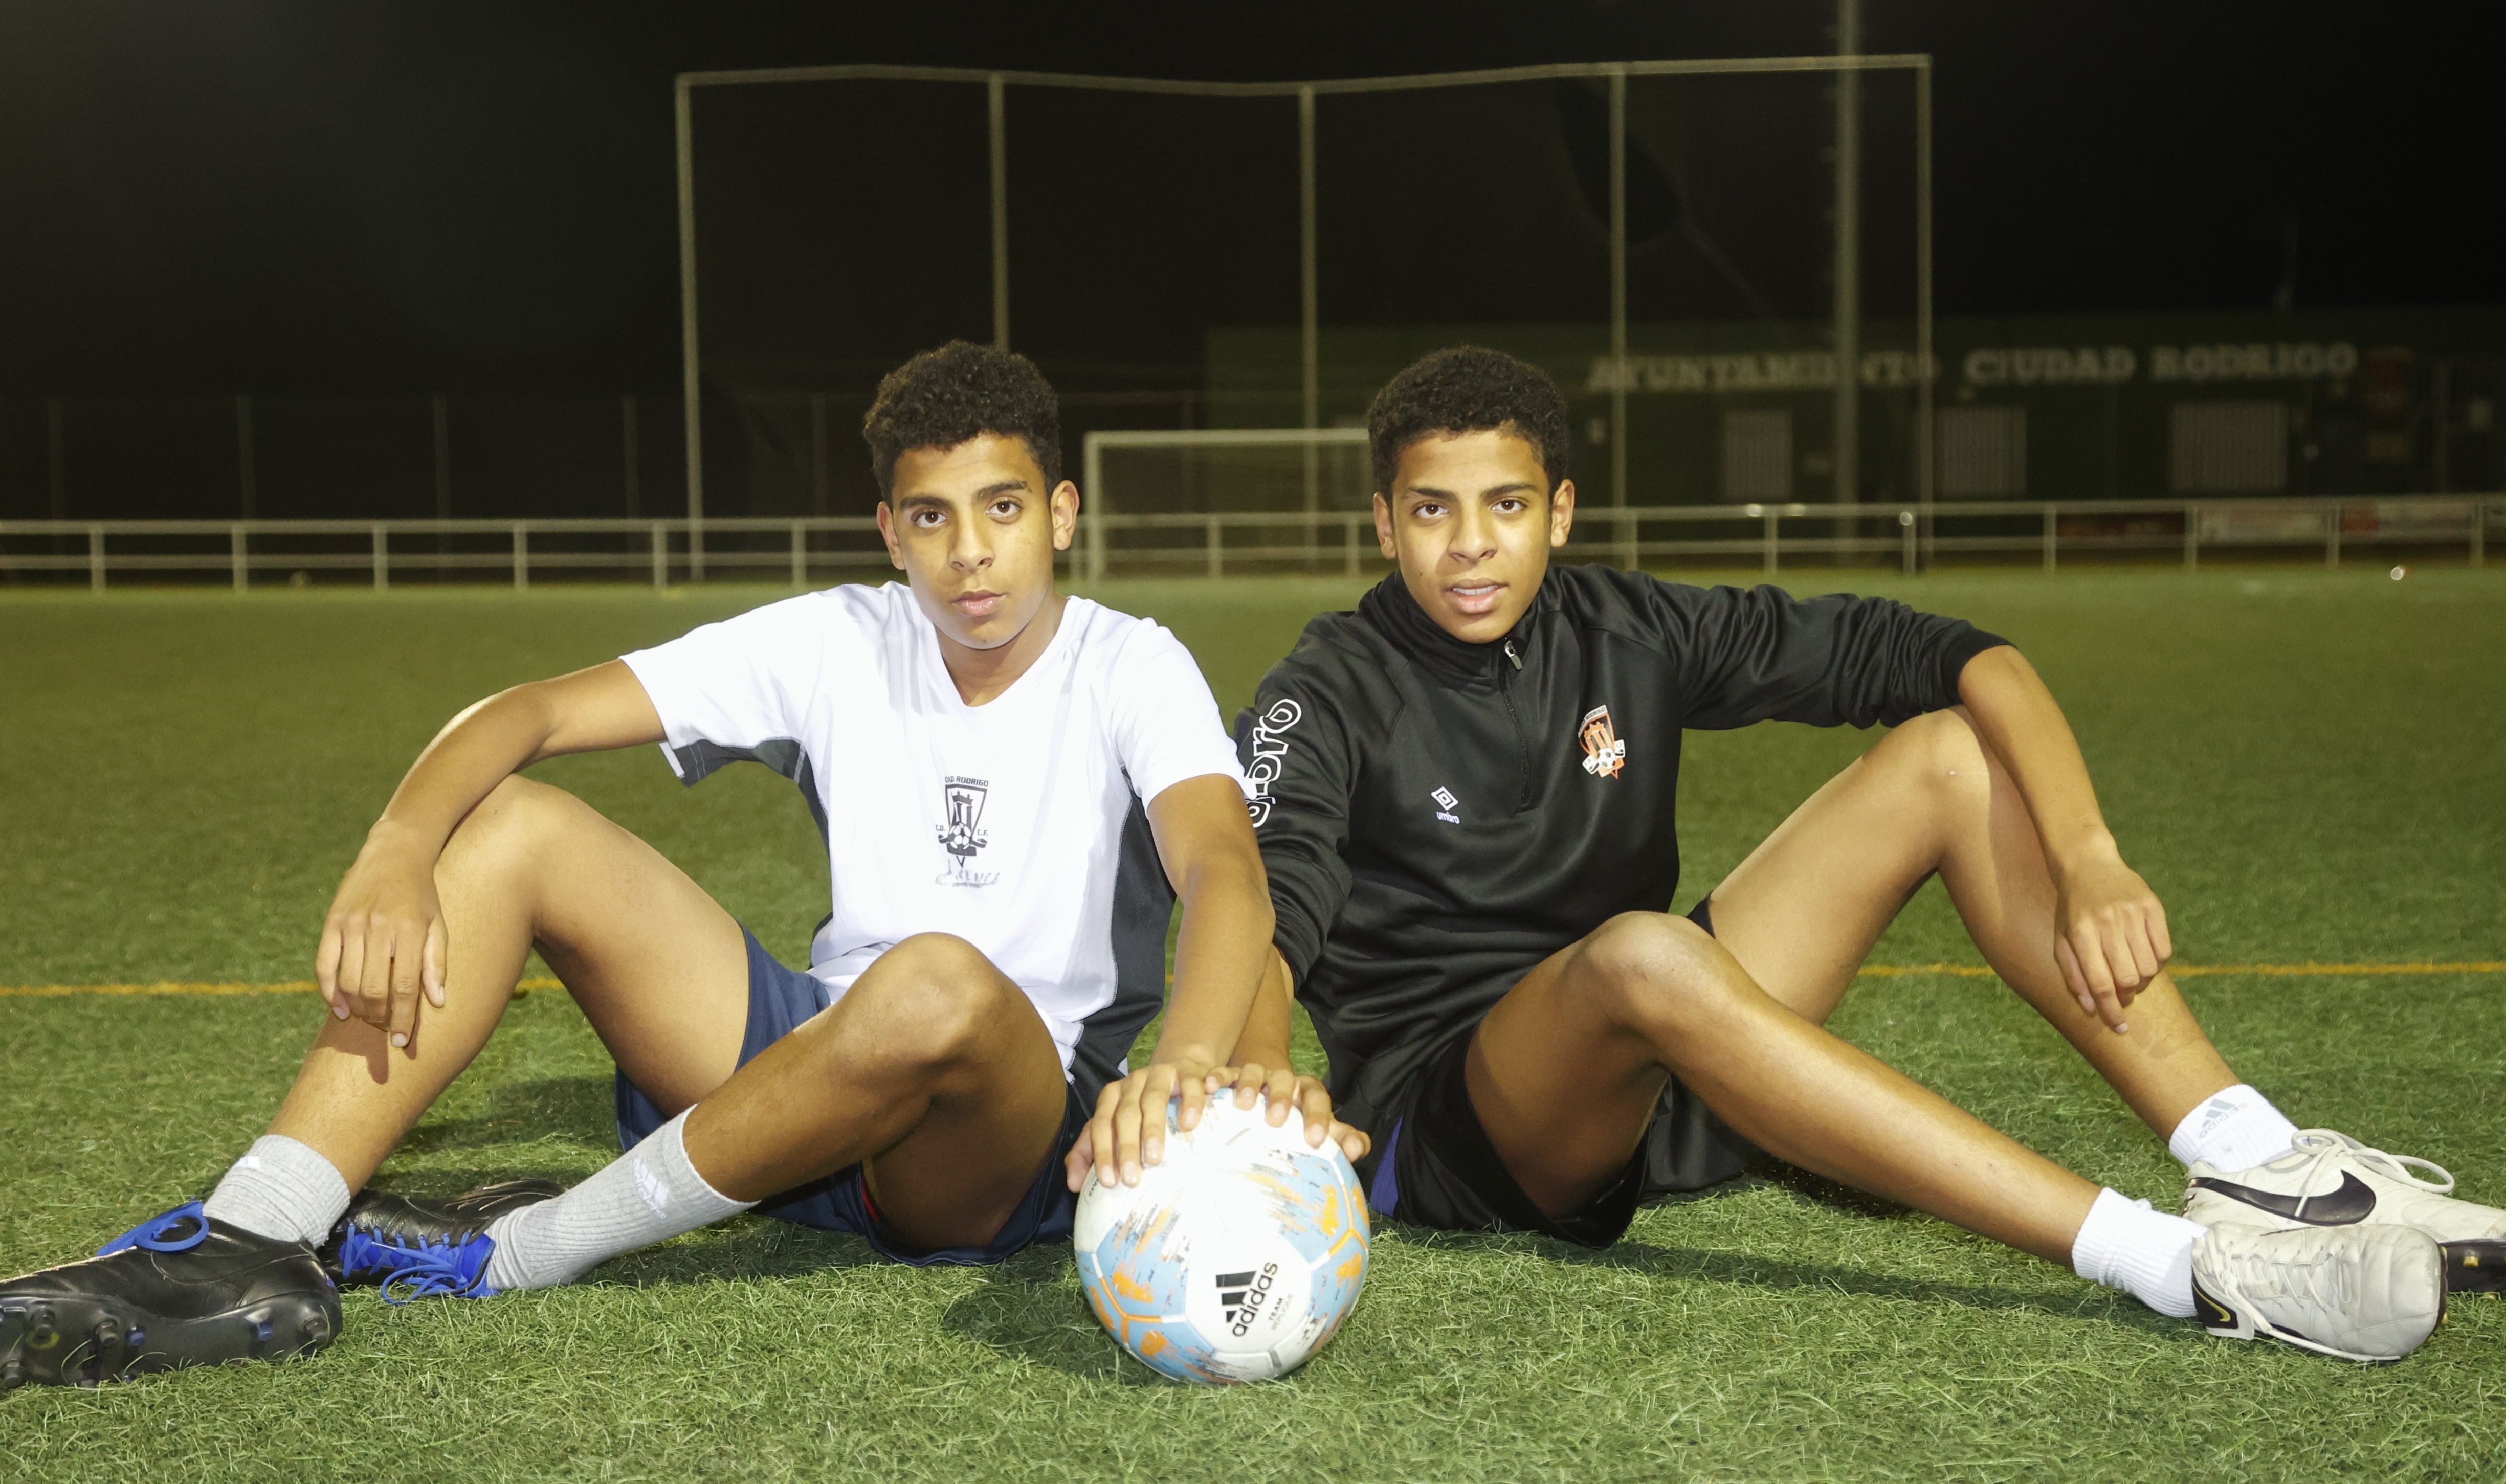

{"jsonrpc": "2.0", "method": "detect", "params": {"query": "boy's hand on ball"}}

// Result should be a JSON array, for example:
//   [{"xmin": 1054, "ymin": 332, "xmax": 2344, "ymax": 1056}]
[
  {"xmin": 1221, "ymin": 1062, "xmax": 1371, "ymax": 1165},
  {"xmin": 1070, "ymin": 1058, "xmax": 1217, "ymax": 1193}
]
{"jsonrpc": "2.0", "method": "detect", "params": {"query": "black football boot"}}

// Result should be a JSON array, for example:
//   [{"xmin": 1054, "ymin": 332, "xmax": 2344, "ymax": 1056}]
[
  {"xmin": 325, "ymin": 1179, "xmax": 564, "ymax": 1300},
  {"xmin": 0, "ymin": 1202, "xmax": 340, "ymax": 1390}
]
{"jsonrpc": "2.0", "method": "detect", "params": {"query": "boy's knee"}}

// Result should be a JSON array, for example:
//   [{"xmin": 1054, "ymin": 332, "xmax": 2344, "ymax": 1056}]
[
  {"xmin": 439, "ymin": 775, "xmax": 570, "ymax": 879},
  {"xmin": 841, "ymin": 934, "xmax": 1009, "ymax": 1067},
  {"xmin": 1891, "ymin": 707, "xmax": 1994, "ymax": 808},
  {"xmin": 1575, "ymin": 912, "xmax": 1725, "ymax": 1030}
]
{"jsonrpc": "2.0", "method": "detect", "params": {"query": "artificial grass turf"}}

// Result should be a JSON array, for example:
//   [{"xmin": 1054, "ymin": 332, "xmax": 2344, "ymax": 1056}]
[{"xmin": 2, "ymin": 568, "xmax": 2503, "ymax": 1480}]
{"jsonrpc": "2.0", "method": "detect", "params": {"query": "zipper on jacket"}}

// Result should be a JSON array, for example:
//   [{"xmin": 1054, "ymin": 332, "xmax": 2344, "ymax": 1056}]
[{"xmin": 1497, "ymin": 639, "xmax": 1533, "ymax": 810}]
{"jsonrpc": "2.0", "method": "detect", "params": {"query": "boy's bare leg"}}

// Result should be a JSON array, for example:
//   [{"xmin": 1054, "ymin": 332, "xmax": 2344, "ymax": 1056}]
[
  {"xmin": 682, "ymin": 933, "xmax": 1072, "ymax": 1253},
  {"xmin": 267, "ymin": 775, "xmax": 751, "ymax": 1189},
  {"xmin": 468, "ymin": 933, "xmax": 1069, "ymax": 1291},
  {"xmin": 1466, "ymin": 914, "xmax": 2099, "ymax": 1262},
  {"xmin": 1702, "ymin": 706, "xmax": 2237, "ymax": 1139}
]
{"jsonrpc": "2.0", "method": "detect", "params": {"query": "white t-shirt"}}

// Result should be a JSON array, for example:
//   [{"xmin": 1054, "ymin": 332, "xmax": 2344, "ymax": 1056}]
[{"xmin": 620, "ymin": 583, "xmax": 1246, "ymax": 1088}]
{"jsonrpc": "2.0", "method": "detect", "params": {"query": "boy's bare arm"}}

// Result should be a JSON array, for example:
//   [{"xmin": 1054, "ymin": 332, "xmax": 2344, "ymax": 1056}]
[
  {"xmin": 1227, "ymin": 950, "xmax": 1298, "ymax": 1073},
  {"xmin": 1067, "ymin": 773, "xmax": 1273, "ymax": 1191},
  {"xmin": 1219, "ymin": 949, "xmax": 1370, "ymax": 1163},
  {"xmin": 318, "ymin": 658, "xmax": 663, "ymax": 1046},
  {"xmin": 1956, "ymin": 644, "xmax": 2172, "ymax": 1031}
]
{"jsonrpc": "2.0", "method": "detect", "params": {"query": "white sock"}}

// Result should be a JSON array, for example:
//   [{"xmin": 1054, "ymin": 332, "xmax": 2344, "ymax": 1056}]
[
  {"xmin": 481, "ymin": 1109, "xmax": 752, "ymax": 1292},
  {"xmin": 2168, "ymin": 1084, "xmax": 2299, "ymax": 1172},
  {"xmin": 2070, "ymin": 1186, "xmax": 2201, "ymax": 1318},
  {"xmin": 201, "ymin": 1135, "xmax": 351, "ymax": 1246}
]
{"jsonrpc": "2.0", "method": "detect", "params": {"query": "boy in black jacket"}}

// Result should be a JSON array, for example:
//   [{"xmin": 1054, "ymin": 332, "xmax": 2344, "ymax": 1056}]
[{"xmin": 1219, "ymin": 346, "xmax": 2499, "ymax": 1362}]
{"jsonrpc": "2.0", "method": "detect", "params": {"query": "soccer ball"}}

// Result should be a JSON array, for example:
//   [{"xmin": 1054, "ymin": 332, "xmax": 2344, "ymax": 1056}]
[{"xmin": 1073, "ymin": 1091, "xmax": 1369, "ymax": 1384}]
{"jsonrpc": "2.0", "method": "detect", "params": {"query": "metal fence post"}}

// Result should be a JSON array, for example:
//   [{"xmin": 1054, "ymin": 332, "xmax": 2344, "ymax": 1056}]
[
  {"xmin": 1763, "ymin": 510, "xmax": 1780, "ymax": 576},
  {"xmin": 513, "ymin": 522, "xmax": 529, "ymax": 590},
  {"xmin": 372, "ymin": 526, "xmax": 389, "ymax": 591},
  {"xmin": 652, "ymin": 522, "xmax": 668, "ymax": 590},
  {"xmin": 1899, "ymin": 509, "xmax": 1916, "ymax": 574},
  {"xmin": 2183, "ymin": 503, "xmax": 2199, "ymax": 572},
  {"xmin": 2325, "ymin": 503, "xmax": 2341, "ymax": 568},
  {"xmin": 1345, "ymin": 513, "xmax": 1360, "ymax": 577},
  {"xmin": 2043, "ymin": 504, "xmax": 2057, "ymax": 571},
  {"xmin": 790, "ymin": 521, "xmax": 806, "ymax": 587},
  {"xmin": 2473, "ymin": 501, "xmax": 2486, "ymax": 568},
  {"xmin": 88, "ymin": 524, "xmax": 105, "ymax": 592},
  {"xmin": 231, "ymin": 525, "xmax": 248, "ymax": 592},
  {"xmin": 1207, "ymin": 514, "xmax": 1223, "ymax": 579},
  {"xmin": 1082, "ymin": 437, "xmax": 1106, "ymax": 583}
]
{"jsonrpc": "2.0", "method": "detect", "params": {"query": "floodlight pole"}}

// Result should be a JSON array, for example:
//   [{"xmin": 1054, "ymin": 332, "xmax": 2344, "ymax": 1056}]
[
  {"xmin": 46, "ymin": 397, "xmax": 64, "ymax": 519},
  {"xmin": 1298, "ymin": 85, "xmax": 1320, "ymax": 552},
  {"xmin": 1915, "ymin": 58, "xmax": 1935, "ymax": 564},
  {"xmin": 990, "ymin": 74, "xmax": 1011, "ymax": 351},
  {"xmin": 1608, "ymin": 66, "xmax": 1630, "ymax": 568},
  {"xmin": 431, "ymin": 393, "xmax": 451, "ymax": 521},
  {"xmin": 1832, "ymin": 0, "xmax": 1861, "ymax": 513},
  {"xmin": 235, "ymin": 394, "xmax": 256, "ymax": 520},
  {"xmin": 676, "ymin": 73, "xmax": 704, "ymax": 580}
]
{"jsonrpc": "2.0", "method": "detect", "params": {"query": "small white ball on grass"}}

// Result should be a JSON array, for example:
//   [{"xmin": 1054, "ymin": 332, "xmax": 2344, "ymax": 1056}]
[{"xmin": 2390, "ymin": 566, "xmax": 2408, "ymax": 580}]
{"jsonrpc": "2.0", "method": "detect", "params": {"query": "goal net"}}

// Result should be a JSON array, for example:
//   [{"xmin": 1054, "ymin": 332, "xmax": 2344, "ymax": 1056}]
[{"xmin": 1079, "ymin": 428, "xmax": 1370, "ymax": 578}]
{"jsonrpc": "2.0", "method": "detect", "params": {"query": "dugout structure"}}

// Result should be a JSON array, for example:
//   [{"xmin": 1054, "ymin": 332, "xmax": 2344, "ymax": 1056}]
[{"xmin": 674, "ymin": 57, "xmax": 1932, "ymax": 576}]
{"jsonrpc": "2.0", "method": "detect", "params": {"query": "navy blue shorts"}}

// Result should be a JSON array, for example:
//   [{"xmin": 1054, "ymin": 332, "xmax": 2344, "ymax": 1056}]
[{"xmin": 614, "ymin": 927, "xmax": 1088, "ymax": 1266}]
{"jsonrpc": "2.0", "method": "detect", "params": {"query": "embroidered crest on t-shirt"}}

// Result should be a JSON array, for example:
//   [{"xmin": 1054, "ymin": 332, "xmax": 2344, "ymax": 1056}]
[{"xmin": 936, "ymin": 775, "xmax": 1000, "ymax": 886}]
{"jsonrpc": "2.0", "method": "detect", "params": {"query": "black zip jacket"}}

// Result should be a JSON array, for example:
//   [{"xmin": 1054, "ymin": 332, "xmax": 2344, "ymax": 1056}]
[{"xmin": 1235, "ymin": 563, "xmax": 2008, "ymax": 1151}]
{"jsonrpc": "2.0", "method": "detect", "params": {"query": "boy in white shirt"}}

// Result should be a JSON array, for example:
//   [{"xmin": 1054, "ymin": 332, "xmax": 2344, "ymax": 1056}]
[{"xmin": 0, "ymin": 342, "xmax": 1356, "ymax": 1387}]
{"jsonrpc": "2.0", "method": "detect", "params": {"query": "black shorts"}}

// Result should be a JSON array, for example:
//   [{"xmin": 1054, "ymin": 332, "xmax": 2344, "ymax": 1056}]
[{"xmin": 1362, "ymin": 896, "xmax": 1757, "ymax": 1249}]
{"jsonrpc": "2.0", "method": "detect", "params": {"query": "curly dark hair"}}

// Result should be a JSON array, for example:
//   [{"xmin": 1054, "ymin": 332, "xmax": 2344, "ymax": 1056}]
[
  {"xmin": 1367, "ymin": 346, "xmax": 1570, "ymax": 494},
  {"xmin": 861, "ymin": 341, "xmax": 1063, "ymax": 498}
]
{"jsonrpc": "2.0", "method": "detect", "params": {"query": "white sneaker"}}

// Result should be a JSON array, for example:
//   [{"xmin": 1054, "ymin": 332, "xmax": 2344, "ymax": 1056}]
[
  {"xmin": 2190, "ymin": 1222, "xmax": 2445, "ymax": 1362},
  {"xmin": 2185, "ymin": 1129, "xmax": 2506, "ymax": 1291}
]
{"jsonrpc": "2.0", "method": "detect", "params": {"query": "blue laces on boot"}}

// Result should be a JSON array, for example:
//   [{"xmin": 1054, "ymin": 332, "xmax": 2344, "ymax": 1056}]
[
  {"xmin": 336, "ymin": 1228, "xmax": 499, "ymax": 1303},
  {"xmin": 97, "ymin": 1201, "xmax": 211, "ymax": 1256}
]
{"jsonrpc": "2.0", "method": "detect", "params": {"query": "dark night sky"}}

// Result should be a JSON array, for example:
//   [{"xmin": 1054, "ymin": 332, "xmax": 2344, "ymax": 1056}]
[{"xmin": 3, "ymin": 1, "xmax": 2499, "ymax": 396}]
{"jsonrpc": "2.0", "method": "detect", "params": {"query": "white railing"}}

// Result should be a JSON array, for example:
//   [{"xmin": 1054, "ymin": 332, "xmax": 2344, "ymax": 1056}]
[
  {"xmin": 0, "ymin": 496, "xmax": 2494, "ymax": 591},
  {"xmin": 0, "ymin": 516, "xmax": 890, "ymax": 591},
  {"xmin": 1070, "ymin": 494, "xmax": 2498, "ymax": 579}
]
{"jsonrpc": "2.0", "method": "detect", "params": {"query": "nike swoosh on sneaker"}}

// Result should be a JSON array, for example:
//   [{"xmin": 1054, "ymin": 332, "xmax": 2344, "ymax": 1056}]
[{"xmin": 2190, "ymin": 1170, "xmax": 2377, "ymax": 1225}]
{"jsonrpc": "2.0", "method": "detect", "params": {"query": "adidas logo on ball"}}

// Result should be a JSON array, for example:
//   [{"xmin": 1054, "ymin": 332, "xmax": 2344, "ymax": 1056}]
[{"xmin": 1215, "ymin": 1263, "xmax": 1280, "ymax": 1336}]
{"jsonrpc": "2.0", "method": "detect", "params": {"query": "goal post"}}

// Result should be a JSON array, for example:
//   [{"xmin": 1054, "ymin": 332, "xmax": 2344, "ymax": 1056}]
[{"xmin": 1079, "ymin": 427, "xmax": 1370, "ymax": 581}]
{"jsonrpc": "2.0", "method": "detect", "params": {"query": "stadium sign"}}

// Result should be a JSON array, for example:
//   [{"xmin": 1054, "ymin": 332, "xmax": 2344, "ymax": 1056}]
[
  {"xmin": 1588, "ymin": 342, "xmax": 2363, "ymax": 395},
  {"xmin": 1961, "ymin": 340, "xmax": 2357, "ymax": 387},
  {"xmin": 2147, "ymin": 341, "xmax": 2360, "ymax": 383},
  {"xmin": 1585, "ymin": 351, "xmax": 1938, "ymax": 394},
  {"xmin": 1961, "ymin": 347, "xmax": 2136, "ymax": 386}
]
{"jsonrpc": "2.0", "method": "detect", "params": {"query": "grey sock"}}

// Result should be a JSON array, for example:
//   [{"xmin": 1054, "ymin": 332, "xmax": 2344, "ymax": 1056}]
[
  {"xmin": 481, "ymin": 1109, "xmax": 752, "ymax": 1292},
  {"xmin": 201, "ymin": 1135, "xmax": 351, "ymax": 1246}
]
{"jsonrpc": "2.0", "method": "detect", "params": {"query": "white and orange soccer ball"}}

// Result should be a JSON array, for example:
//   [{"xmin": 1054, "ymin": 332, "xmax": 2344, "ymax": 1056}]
[{"xmin": 1073, "ymin": 1091, "xmax": 1369, "ymax": 1384}]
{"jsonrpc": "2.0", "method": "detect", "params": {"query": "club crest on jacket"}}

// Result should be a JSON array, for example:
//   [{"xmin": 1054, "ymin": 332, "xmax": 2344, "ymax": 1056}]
[{"xmin": 1578, "ymin": 705, "xmax": 1628, "ymax": 780}]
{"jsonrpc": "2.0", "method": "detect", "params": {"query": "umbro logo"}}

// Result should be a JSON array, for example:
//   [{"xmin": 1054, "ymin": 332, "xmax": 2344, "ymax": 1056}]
[
  {"xmin": 1214, "ymin": 1262, "xmax": 1279, "ymax": 1336},
  {"xmin": 2189, "ymin": 1171, "xmax": 2377, "ymax": 1226},
  {"xmin": 1431, "ymin": 786, "xmax": 1461, "ymax": 824}
]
